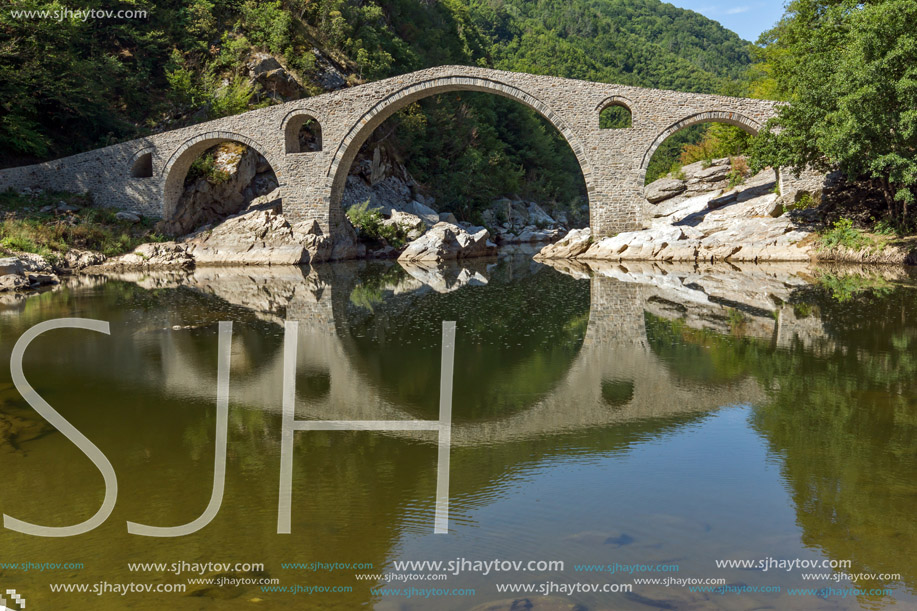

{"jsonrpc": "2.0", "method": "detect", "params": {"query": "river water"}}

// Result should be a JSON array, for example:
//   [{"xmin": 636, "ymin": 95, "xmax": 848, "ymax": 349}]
[{"xmin": 0, "ymin": 257, "xmax": 914, "ymax": 610}]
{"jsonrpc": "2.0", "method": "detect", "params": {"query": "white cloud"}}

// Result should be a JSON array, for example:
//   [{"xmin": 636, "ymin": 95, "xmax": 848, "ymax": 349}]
[{"xmin": 726, "ymin": 6, "xmax": 751, "ymax": 14}]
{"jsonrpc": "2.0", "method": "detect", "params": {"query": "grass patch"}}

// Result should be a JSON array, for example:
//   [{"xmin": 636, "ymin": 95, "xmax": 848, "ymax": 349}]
[{"xmin": 0, "ymin": 188, "xmax": 166, "ymax": 259}]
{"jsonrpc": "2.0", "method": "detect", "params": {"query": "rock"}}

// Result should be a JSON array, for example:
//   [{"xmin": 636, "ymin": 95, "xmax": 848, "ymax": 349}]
[
  {"xmin": 404, "ymin": 200, "xmax": 440, "ymax": 226},
  {"xmin": 247, "ymin": 54, "xmax": 283, "ymax": 76},
  {"xmin": 645, "ymin": 177, "xmax": 687, "ymax": 203},
  {"xmin": 64, "ymin": 249, "xmax": 106, "ymax": 270},
  {"xmin": 111, "ymin": 242, "xmax": 195, "ymax": 269},
  {"xmin": 383, "ymin": 210, "xmax": 426, "ymax": 241},
  {"xmin": 370, "ymin": 245, "xmax": 398, "ymax": 259},
  {"xmin": 707, "ymin": 190, "xmax": 738, "ymax": 210},
  {"xmin": 185, "ymin": 208, "xmax": 332, "ymax": 266},
  {"xmin": 0, "ymin": 274, "xmax": 28, "ymax": 292},
  {"xmin": 163, "ymin": 142, "xmax": 260, "ymax": 236},
  {"xmin": 57, "ymin": 203, "xmax": 80, "ymax": 213},
  {"xmin": 438, "ymin": 211, "xmax": 458, "ymax": 225},
  {"xmin": 526, "ymin": 202, "xmax": 555, "ymax": 225},
  {"xmin": 329, "ymin": 227, "xmax": 367, "ymax": 261},
  {"xmin": 534, "ymin": 227, "xmax": 592, "ymax": 259},
  {"xmin": 765, "ymin": 197, "xmax": 785, "ymax": 218},
  {"xmin": 398, "ymin": 222, "xmax": 495, "ymax": 262},
  {"xmin": 0, "ymin": 257, "xmax": 24, "ymax": 276},
  {"xmin": 653, "ymin": 191, "xmax": 721, "ymax": 221},
  {"xmin": 27, "ymin": 273, "xmax": 59, "ymax": 287},
  {"xmin": 15, "ymin": 253, "xmax": 53, "ymax": 273},
  {"xmin": 115, "ymin": 211, "xmax": 141, "ymax": 223},
  {"xmin": 39, "ymin": 205, "xmax": 55, "ymax": 213},
  {"xmin": 694, "ymin": 164, "xmax": 731, "ymax": 182},
  {"xmin": 247, "ymin": 53, "xmax": 303, "ymax": 100}
]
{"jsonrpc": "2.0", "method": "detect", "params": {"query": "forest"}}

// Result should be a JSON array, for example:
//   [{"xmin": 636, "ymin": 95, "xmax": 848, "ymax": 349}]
[{"xmin": 1, "ymin": 0, "xmax": 914, "ymax": 227}]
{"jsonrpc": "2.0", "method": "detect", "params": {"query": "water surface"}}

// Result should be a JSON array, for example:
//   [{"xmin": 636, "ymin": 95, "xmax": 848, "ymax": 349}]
[{"xmin": 0, "ymin": 258, "xmax": 914, "ymax": 610}]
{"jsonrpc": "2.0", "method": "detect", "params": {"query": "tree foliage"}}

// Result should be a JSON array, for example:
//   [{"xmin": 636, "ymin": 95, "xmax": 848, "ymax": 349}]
[{"xmin": 749, "ymin": 0, "xmax": 917, "ymax": 221}]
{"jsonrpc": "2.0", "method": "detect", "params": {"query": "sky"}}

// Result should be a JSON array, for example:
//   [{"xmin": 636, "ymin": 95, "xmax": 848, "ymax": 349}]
[{"xmin": 664, "ymin": 1, "xmax": 786, "ymax": 42}]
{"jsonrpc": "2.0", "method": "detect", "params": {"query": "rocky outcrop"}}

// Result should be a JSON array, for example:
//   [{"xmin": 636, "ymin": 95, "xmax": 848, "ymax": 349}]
[
  {"xmin": 644, "ymin": 157, "xmax": 739, "ymax": 208},
  {"xmin": 644, "ymin": 177, "xmax": 687, "ymax": 203},
  {"xmin": 246, "ymin": 53, "xmax": 304, "ymax": 102},
  {"xmin": 541, "ymin": 166, "xmax": 819, "ymax": 263},
  {"xmin": 104, "ymin": 242, "xmax": 195, "ymax": 269},
  {"xmin": 398, "ymin": 222, "xmax": 496, "ymax": 262},
  {"xmin": 534, "ymin": 228, "xmax": 592, "ymax": 259},
  {"xmin": 99, "ymin": 191, "xmax": 356, "ymax": 269},
  {"xmin": 482, "ymin": 198, "xmax": 577, "ymax": 245},
  {"xmin": 0, "ymin": 255, "xmax": 60, "ymax": 293},
  {"xmin": 184, "ymin": 209, "xmax": 333, "ymax": 266}
]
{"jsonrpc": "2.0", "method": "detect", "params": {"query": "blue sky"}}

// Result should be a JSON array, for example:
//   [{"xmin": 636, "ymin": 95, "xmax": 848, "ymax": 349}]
[{"xmin": 665, "ymin": 1, "xmax": 786, "ymax": 42}]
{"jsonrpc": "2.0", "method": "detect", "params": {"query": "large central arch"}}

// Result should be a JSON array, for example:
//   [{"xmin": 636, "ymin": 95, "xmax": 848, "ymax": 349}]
[{"xmin": 325, "ymin": 76, "xmax": 596, "ymax": 233}]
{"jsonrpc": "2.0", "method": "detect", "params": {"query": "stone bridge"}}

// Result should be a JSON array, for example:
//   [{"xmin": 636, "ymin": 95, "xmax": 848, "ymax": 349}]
[{"xmin": 0, "ymin": 65, "xmax": 780, "ymax": 238}]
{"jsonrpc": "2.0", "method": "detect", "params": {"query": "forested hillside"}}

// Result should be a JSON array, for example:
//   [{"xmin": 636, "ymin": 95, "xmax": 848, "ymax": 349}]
[{"xmin": 0, "ymin": 0, "xmax": 754, "ymax": 214}]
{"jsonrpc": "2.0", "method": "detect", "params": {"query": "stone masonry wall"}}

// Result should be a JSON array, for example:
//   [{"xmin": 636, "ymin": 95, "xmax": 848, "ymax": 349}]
[{"xmin": 0, "ymin": 65, "xmax": 779, "ymax": 239}]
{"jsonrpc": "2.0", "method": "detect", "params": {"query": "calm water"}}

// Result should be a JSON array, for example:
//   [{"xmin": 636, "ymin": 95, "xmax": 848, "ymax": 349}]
[{"xmin": 0, "ymin": 258, "xmax": 915, "ymax": 610}]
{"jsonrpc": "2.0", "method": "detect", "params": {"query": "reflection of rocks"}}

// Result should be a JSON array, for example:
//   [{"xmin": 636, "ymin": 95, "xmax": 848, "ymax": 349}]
[
  {"xmin": 186, "ymin": 266, "xmax": 331, "ymax": 325},
  {"xmin": 398, "ymin": 222, "xmax": 496, "ymax": 262},
  {"xmin": 470, "ymin": 598, "xmax": 586, "ymax": 611},
  {"xmin": 543, "ymin": 259, "xmax": 842, "ymax": 350},
  {"xmin": 398, "ymin": 260, "xmax": 489, "ymax": 293},
  {"xmin": 0, "ymin": 409, "xmax": 54, "ymax": 454}
]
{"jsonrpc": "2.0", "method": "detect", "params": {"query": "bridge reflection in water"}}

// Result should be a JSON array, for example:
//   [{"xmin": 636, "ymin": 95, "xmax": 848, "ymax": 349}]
[{"xmin": 0, "ymin": 258, "xmax": 914, "ymax": 610}]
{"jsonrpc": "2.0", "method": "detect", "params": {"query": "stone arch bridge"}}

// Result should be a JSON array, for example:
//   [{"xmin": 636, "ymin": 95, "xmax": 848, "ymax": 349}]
[{"xmin": 0, "ymin": 65, "xmax": 780, "ymax": 238}]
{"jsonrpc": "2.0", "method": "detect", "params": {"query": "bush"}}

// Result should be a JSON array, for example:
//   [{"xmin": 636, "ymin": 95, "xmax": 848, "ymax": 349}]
[
  {"xmin": 819, "ymin": 218, "xmax": 873, "ymax": 251},
  {"xmin": 346, "ymin": 201, "xmax": 409, "ymax": 248}
]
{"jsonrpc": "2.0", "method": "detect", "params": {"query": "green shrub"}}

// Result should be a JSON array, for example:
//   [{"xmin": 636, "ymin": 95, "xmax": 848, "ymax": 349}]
[
  {"xmin": 346, "ymin": 201, "xmax": 409, "ymax": 248},
  {"xmin": 819, "ymin": 218, "xmax": 873, "ymax": 251}
]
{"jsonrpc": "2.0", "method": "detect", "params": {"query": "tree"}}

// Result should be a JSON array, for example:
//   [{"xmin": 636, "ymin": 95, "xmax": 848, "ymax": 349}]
[{"xmin": 749, "ymin": 0, "xmax": 917, "ymax": 221}]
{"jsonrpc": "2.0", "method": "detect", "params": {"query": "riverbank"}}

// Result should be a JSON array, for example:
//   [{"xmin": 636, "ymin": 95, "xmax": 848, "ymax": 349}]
[
  {"xmin": 2, "ymin": 158, "xmax": 916, "ymax": 296},
  {"xmin": 537, "ymin": 159, "xmax": 917, "ymax": 265}
]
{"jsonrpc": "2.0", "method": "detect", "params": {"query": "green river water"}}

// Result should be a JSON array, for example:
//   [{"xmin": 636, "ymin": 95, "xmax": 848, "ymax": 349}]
[{"xmin": 0, "ymin": 257, "xmax": 914, "ymax": 610}]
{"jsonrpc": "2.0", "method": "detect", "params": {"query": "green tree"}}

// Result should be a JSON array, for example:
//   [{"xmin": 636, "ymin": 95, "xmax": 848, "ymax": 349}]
[{"xmin": 749, "ymin": 0, "xmax": 917, "ymax": 221}]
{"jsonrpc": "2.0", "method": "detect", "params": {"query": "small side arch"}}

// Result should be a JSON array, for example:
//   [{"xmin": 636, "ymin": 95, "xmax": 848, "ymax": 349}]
[
  {"xmin": 282, "ymin": 110, "xmax": 323, "ymax": 153},
  {"xmin": 640, "ymin": 111, "xmax": 762, "ymax": 170},
  {"xmin": 596, "ymin": 95, "xmax": 635, "ymax": 129},
  {"xmin": 161, "ymin": 131, "xmax": 282, "ymax": 222},
  {"xmin": 129, "ymin": 148, "xmax": 154, "ymax": 178}
]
